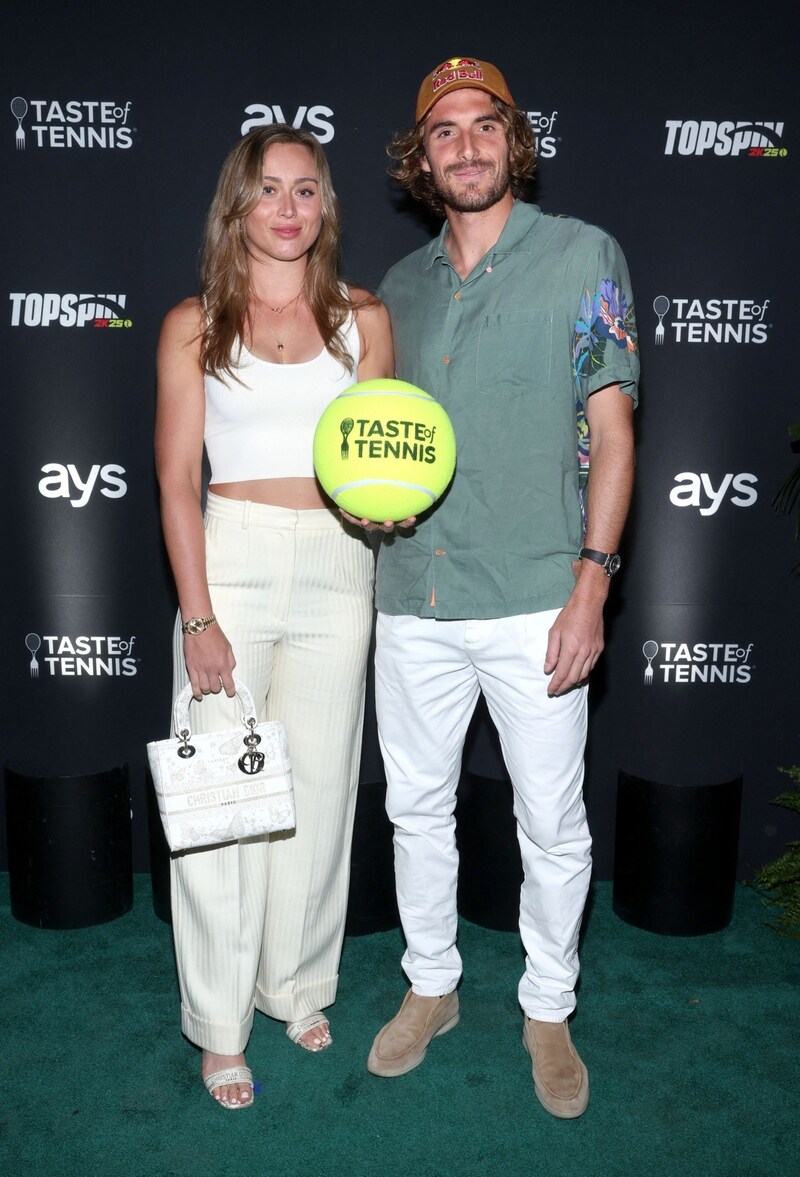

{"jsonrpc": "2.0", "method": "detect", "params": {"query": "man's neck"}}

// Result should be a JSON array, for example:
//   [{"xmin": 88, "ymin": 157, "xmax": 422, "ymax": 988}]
[{"xmin": 443, "ymin": 192, "xmax": 515, "ymax": 280}]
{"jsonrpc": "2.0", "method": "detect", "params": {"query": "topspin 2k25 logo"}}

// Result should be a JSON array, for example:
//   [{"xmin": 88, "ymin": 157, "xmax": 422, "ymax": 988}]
[
  {"xmin": 664, "ymin": 119, "xmax": 787, "ymax": 157},
  {"xmin": 10, "ymin": 293, "xmax": 131, "ymax": 328}
]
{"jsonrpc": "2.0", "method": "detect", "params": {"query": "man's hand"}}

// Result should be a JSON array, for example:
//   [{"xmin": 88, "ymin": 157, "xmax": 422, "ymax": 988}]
[{"xmin": 544, "ymin": 589, "xmax": 605, "ymax": 697}]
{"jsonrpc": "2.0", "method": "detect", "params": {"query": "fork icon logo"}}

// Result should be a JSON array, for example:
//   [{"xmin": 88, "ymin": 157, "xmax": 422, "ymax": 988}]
[
  {"xmin": 653, "ymin": 296, "xmax": 670, "ymax": 345},
  {"xmin": 25, "ymin": 632, "xmax": 41, "ymax": 677},
  {"xmin": 11, "ymin": 97, "xmax": 28, "ymax": 150}
]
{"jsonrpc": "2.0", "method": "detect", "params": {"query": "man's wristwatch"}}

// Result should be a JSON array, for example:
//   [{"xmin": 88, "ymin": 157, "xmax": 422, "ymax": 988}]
[
  {"xmin": 181, "ymin": 614, "xmax": 217, "ymax": 636},
  {"xmin": 579, "ymin": 548, "xmax": 622, "ymax": 577}
]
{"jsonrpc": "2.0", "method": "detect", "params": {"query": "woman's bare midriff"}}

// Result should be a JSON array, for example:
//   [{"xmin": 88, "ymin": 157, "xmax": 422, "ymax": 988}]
[{"xmin": 210, "ymin": 477, "xmax": 331, "ymax": 510}]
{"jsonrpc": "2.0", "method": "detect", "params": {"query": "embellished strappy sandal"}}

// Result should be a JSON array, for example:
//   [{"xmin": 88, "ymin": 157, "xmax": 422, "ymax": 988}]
[
  {"xmin": 286, "ymin": 1013, "xmax": 332, "ymax": 1052},
  {"xmin": 203, "ymin": 1065, "xmax": 254, "ymax": 1109}
]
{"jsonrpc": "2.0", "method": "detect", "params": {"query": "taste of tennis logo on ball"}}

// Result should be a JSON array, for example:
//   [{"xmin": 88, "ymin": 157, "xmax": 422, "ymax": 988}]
[{"xmin": 313, "ymin": 379, "xmax": 456, "ymax": 522}]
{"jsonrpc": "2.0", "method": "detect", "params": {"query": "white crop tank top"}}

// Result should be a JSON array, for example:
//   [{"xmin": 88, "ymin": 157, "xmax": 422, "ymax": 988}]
[{"xmin": 204, "ymin": 312, "xmax": 361, "ymax": 482}]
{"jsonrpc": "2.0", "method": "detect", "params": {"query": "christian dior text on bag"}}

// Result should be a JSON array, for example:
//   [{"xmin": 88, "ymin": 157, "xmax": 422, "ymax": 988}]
[{"xmin": 147, "ymin": 678, "xmax": 295, "ymax": 851}]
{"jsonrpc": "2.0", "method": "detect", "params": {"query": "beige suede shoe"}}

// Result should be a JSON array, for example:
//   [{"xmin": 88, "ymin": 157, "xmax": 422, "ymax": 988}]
[
  {"xmin": 367, "ymin": 990, "xmax": 460, "ymax": 1077},
  {"xmin": 522, "ymin": 1015, "xmax": 589, "ymax": 1118}
]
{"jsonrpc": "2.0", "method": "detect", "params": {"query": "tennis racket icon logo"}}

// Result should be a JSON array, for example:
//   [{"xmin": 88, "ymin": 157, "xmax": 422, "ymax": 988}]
[
  {"xmin": 25, "ymin": 633, "xmax": 41, "ymax": 677},
  {"xmin": 340, "ymin": 417, "xmax": 354, "ymax": 459},
  {"xmin": 11, "ymin": 97, "xmax": 28, "ymax": 150},
  {"xmin": 653, "ymin": 296, "xmax": 670, "ymax": 345},
  {"xmin": 642, "ymin": 640, "xmax": 658, "ymax": 685}
]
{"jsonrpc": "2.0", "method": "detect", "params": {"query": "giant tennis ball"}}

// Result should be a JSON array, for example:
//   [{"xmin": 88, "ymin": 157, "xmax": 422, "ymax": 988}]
[{"xmin": 313, "ymin": 378, "xmax": 456, "ymax": 521}]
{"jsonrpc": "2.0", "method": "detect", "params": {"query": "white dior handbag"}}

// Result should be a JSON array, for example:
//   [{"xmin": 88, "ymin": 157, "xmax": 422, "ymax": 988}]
[{"xmin": 147, "ymin": 678, "xmax": 295, "ymax": 851}]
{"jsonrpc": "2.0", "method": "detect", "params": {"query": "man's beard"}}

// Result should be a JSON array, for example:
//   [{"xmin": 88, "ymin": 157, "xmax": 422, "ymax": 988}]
[{"xmin": 431, "ymin": 159, "xmax": 511, "ymax": 213}]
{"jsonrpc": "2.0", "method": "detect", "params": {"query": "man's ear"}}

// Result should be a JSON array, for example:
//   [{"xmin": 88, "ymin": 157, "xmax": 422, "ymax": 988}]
[{"xmin": 420, "ymin": 152, "xmax": 431, "ymax": 174}]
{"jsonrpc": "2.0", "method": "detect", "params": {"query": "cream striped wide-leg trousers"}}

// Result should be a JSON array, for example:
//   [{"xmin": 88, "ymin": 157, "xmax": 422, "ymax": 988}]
[{"xmin": 169, "ymin": 493, "xmax": 374, "ymax": 1054}]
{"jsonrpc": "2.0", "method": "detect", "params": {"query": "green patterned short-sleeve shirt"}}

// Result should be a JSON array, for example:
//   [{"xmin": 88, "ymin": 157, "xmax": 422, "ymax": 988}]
[{"xmin": 376, "ymin": 200, "xmax": 639, "ymax": 620}]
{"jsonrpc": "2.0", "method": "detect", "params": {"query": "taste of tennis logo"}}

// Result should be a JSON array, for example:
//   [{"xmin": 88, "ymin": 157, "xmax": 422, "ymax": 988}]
[
  {"xmin": 24, "ymin": 633, "xmax": 138, "ymax": 678},
  {"xmin": 10, "ymin": 97, "xmax": 134, "ymax": 150},
  {"xmin": 338, "ymin": 416, "xmax": 439, "ymax": 463},
  {"xmin": 651, "ymin": 296, "xmax": 771, "ymax": 345},
  {"xmin": 526, "ymin": 110, "xmax": 559, "ymax": 158},
  {"xmin": 641, "ymin": 640, "xmax": 754, "ymax": 686}
]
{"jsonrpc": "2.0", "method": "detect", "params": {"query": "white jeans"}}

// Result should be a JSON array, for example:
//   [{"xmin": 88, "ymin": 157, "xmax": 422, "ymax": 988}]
[{"xmin": 375, "ymin": 610, "xmax": 591, "ymax": 1022}]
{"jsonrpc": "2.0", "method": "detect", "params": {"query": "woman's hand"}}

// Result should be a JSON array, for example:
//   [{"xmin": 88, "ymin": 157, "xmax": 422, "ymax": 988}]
[
  {"xmin": 339, "ymin": 508, "xmax": 416, "ymax": 533},
  {"xmin": 183, "ymin": 624, "xmax": 237, "ymax": 700}
]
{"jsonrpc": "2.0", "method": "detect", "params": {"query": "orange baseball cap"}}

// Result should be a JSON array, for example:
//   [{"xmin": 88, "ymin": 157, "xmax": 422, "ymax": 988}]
[{"xmin": 415, "ymin": 57, "xmax": 515, "ymax": 124}]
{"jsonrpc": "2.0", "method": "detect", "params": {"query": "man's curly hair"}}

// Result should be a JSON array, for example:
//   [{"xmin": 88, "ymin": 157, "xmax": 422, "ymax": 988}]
[{"xmin": 386, "ymin": 98, "xmax": 536, "ymax": 217}]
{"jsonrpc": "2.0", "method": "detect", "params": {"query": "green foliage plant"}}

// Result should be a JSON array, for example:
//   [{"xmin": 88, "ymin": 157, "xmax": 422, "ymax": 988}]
[
  {"xmin": 750, "ymin": 427, "xmax": 800, "ymax": 935},
  {"xmin": 773, "ymin": 422, "xmax": 800, "ymax": 574},
  {"xmin": 751, "ymin": 766, "xmax": 800, "ymax": 938}
]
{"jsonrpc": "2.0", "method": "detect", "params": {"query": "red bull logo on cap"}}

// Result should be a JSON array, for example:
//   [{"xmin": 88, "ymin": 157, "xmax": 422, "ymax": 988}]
[{"xmin": 432, "ymin": 57, "xmax": 484, "ymax": 93}]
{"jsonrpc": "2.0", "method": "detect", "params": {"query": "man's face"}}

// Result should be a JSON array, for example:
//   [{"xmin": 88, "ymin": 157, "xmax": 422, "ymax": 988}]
[{"xmin": 420, "ymin": 88, "xmax": 511, "ymax": 214}]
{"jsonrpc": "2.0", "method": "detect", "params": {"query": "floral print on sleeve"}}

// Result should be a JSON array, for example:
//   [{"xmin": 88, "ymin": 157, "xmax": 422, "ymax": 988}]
[
  {"xmin": 573, "ymin": 279, "xmax": 638, "ymax": 387},
  {"xmin": 573, "ymin": 279, "xmax": 637, "ymax": 533}
]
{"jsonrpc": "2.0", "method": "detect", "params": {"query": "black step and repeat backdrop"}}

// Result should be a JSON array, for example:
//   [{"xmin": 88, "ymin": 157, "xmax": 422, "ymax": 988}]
[{"xmin": 3, "ymin": 3, "xmax": 798, "ymax": 879}]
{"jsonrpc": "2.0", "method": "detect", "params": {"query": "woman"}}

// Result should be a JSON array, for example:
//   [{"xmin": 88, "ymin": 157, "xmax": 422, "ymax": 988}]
[{"xmin": 155, "ymin": 125, "xmax": 393, "ymax": 1109}]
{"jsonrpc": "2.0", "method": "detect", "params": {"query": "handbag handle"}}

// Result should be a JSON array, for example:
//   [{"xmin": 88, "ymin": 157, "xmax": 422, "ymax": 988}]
[{"xmin": 172, "ymin": 676, "xmax": 258, "ymax": 738}]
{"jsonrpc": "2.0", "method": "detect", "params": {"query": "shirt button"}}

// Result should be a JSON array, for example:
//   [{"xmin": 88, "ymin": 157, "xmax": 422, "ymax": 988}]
[
  {"xmin": 454, "ymin": 291, "xmax": 462, "ymax": 300},
  {"xmin": 442, "ymin": 355, "xmax": 451, "ymax": 365},
  {"xmin": 435, "ymin": 549, "xmax": 446, "ymax": 556}
]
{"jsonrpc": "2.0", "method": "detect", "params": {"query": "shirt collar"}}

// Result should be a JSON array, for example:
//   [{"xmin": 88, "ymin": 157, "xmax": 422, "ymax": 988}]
[{"xmin": 424, "ymin": 200, "xmax": 542, "ymax": 271}]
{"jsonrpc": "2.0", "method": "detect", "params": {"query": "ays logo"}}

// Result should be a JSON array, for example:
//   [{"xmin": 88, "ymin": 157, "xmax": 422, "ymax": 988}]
[
  {"xmin": 241, "ymin": 104, "xmax": 334, "ymax": 143},
  {"xmin": 669, "ymin": 472, "xmax": 758, "ymax": 516},
  {"xmin": 38, "ymin": 463, "xmax": 127, "ymax": 509}
]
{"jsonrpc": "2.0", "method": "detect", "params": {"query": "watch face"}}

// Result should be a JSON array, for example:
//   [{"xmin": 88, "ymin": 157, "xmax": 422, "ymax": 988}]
[
  {"xmin": 185, "ymin": 619, "xmax": 204, "ymax": 634},
  {"xmin": 607, "ymin": 555, "xmax": 622, "ymax": 576}
]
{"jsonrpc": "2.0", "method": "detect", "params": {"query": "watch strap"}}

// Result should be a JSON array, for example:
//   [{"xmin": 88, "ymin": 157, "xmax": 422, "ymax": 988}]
[{"xmin": 579, "ymin": 548, "xmax": 621, "ymax": 576}]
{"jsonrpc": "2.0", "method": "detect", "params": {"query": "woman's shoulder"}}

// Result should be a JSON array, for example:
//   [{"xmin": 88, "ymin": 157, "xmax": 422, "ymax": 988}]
[
  {"xmin": 346, "ymin": 284, "xmax": 388, "ymax": 324},
  {"xmin": 164, "ymin": 295, "xmax": 203, "ymax": 326},
  {"xmin": 160, "ymin": 296, "xmax": 204, "ymax": 344},
  {"xmin": 345, "ymin": 282, "xmax": 371, "ymax": 301},
  {"xmin": 345, "ymin": 283, "xmax": 380, "ymax": 308},
  {"xmin": 348, "ymin": 285, "xmax": 393, "ymax": 377}
]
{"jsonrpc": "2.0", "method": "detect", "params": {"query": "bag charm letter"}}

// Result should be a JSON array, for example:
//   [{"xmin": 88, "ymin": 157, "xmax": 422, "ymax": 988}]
[{"xmin": 238, "ymin": 719, "xmax": 265, "ymax": 775}]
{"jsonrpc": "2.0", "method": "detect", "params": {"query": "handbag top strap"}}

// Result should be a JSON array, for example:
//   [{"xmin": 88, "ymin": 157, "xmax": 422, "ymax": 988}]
[{"xmin": 172, "ymin": 676, "xmax": 258, "ymax": 737}]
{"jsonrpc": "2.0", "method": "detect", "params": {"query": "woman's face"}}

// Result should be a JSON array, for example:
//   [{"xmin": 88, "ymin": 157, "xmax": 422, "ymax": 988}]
[{"xmin": 242, "ymin": 142, "xmax": 323, "ymax": 265}]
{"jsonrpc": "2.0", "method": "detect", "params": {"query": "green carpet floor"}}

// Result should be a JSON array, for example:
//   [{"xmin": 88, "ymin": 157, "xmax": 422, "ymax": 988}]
[{"xmin": 1, "ymin": 876, "xmax": 797, "ymax": 1177}]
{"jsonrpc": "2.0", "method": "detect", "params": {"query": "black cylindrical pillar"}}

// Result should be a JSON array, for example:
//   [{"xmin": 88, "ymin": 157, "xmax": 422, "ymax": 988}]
[
  {"xmin": 612, "ymin": 771, "xmax": 742, "ymax": 935},
  {"xmin": 5, "ymin": 763, "xmax": 133, "ymax": 929},
  {"xmin": 345, "ymin": 780, "xmax": 400, "ymax": 936},
  {"xmin": 456, "ymin": 772, "xmax": 522, "ymax": 932}
]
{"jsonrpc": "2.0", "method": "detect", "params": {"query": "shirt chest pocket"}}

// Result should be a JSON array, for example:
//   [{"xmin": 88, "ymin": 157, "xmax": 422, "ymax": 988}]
[{"xmin": 475, "ymin": 310, "xmax": 554, "ymax": 400}]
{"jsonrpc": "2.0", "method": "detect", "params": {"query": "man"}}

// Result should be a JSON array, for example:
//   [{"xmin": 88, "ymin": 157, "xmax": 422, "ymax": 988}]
[{"xmin": 366, "ymin": 57, "xmax": 639, "ymax": 1119}]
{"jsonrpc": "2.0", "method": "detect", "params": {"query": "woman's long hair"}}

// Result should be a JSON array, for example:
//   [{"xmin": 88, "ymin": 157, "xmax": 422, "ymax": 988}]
[
  {"xmin": 386, "ymin": 98, "xmax": 536, "ymax": 218},
  {"xmin": 200, "ymin": 125, "xmax": 365, "ymax": 379}
]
